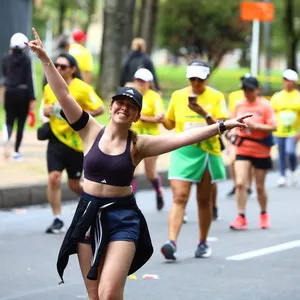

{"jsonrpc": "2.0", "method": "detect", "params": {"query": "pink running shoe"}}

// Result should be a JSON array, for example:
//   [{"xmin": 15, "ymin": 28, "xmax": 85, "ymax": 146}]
[
  {"xmin": 230, "ymin": 215, "xmax": 248, "ymax": 230},
  {"xmin": 260, "ymin": 213, "xmax": 270, "ymax": 229}
]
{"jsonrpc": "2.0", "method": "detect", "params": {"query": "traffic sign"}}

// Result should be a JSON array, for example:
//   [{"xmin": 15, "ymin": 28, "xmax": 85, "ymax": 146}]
[{"xmin": 240, "ymin": 2, "xmax": 275, "ymax": 22}]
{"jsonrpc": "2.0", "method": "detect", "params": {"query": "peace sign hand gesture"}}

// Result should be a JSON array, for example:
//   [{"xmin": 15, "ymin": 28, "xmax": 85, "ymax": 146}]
[{"xmin": 26, "ymin": 27, "xmax": 49, "ymax": 63}]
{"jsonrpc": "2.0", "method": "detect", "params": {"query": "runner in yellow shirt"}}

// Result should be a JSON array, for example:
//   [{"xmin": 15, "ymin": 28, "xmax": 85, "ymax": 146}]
[
  {"xmin": 130, "ymin": 68, "xmax": 165, "ymax": 210},
  {"xmin": 69, "ymin": 30, "xmax": 94, "ymax": 84},
  {"xmin": 270, "ymin": 69, "xmax": 300, "ymax": 186},
  {"xmin": 43, "ymin": 53, "xmax": 104, "ymax": 234},
  {"xmin": 161, "ymin": 61, "xmax": 228, "ymax": 259}
]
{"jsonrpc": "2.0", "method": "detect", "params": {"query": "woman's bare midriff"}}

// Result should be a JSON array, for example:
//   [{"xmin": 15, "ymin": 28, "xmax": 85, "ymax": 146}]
[{"xmin": 83, "ymin": 178, "xmax": 133, "ymax": 197}]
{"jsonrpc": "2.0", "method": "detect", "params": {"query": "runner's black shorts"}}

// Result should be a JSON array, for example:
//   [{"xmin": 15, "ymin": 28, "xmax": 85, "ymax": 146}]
[
  {"xmin": 47, "ymin": 133, "xmax": 83, "ymax": 179},
  {"xmin": 236, "ymin": 155, "xmax": 273, "ymax": 170}
]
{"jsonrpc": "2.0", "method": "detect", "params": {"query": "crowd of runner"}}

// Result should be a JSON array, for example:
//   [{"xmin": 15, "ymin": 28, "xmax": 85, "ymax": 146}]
[{"xmin": 2, "ymin": 28, "xmax": 300, "ymax": 300}]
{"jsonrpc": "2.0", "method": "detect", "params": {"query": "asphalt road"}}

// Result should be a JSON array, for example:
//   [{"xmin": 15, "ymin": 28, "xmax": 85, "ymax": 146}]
[{"xmin": 0, "ymin": 171, "xmax": 300, "ymax": 300}]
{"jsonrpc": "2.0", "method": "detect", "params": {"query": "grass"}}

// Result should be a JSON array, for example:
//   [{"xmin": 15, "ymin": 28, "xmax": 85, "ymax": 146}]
[{"xmin": 0, "ymin": 62, "xmax": 284, "ymax": 131}]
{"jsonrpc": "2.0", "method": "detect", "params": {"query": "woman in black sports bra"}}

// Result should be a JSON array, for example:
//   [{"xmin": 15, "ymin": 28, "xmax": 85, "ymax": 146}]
[{"xmin": 27, "ymin": 28, "xmax": 251, "ymax": 300}]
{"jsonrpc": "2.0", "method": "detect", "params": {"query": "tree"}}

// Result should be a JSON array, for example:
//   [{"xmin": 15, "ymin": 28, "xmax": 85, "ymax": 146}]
[
  {"xmin": 137, "ymin": 0, "xmax": 158, "ymax": 53},
  {"xmin": 32, "ymin": 0, "xmax": 97, "ymax": 39},
  {"xmin": 98, "ymin": 0, "xmax": 136, "ymax": 99},
  {"xmin": 283, "ymin": 0, "xmax": 300, "ymax": 71},
  {"xmin": 157, "ymin": 0, "xmax": 250, "ymax": 69}
]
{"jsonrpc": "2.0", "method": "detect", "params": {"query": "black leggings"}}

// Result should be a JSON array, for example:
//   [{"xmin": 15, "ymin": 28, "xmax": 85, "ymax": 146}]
[{"xmin": 4, "ymin": 88, "xmax": 30, "ymax": 153}]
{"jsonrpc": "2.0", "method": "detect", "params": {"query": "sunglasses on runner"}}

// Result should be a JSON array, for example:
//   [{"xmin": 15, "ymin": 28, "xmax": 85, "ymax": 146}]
[
  {"xmin": 189, "ymin": 77, "xmax": 205, "ymax": 82},
  {"xmin": 54, "ymin": 63, "xmax": 70, "ymax": 71}
]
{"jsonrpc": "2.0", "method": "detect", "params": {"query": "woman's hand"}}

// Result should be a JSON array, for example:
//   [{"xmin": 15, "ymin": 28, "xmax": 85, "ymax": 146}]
[
  {"xmin": 25, "ymin": 28, "xmax": 50, "ymax": 63},
  {"xmin": 224, "ymin": 113, "xmax": 252, "ymax": 130}
]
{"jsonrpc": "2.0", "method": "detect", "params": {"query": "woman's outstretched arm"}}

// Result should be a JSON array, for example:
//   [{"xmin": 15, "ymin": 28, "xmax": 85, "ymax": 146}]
[
  {"xmin": 26, "ymin": 28, "xmax": 82, "ymax": 124},
  {"xmin": 137, "ymin": 114, "xmax": 252, "ymax": 159}
]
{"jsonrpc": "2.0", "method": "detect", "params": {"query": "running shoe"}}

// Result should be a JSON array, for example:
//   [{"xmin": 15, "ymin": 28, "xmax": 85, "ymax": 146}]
[
  {"xmin": 45, "ymin": 218, "xmax": 64, "ymax": 234},
  {"xmin": 291, "ymin": 172, "xmax": 297, "ymax": 186},
  {"xmin": 212, "ymin": 206, "xmax": 218, "ymax": 221},
  {"xmin": 277, "ymin": 176, "xmax": 286, "ymax": 187},
  {"xmin": 230, "ymin": 215, "xmax": 248, "ymax": 230},
  {"xmin": 183, "ymin": 213, "xmax": 188, "ymax": 224},
  {"xmin": 226, "ymin": 186, "xmax": 236, "ymax": 197},
  {"xmin": 156, "ymin": 176, "xmax": 164, "ymax": 211},
  {"xmin": 195, "ymin": 241, "xmax": 212, "ymax": 258},
  {"xmin": 259, "ymin": 213, "xmax": 270, "ymax": 229},
  {"xmin": 161, "ymin": 240, "xmax": 177, "ymax": 260},
  {"xmin": 12, "ymin": 152, "xmax": 23, "ymax": 162},
  {"xmin": 156, "ymin": 193, "xmax": 164, "ymax": 211}
]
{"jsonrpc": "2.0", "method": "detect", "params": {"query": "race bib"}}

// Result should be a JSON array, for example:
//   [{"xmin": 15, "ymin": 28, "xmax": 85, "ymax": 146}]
[
  {"xmin": 279, "ymin": 111, "xmax": 296, "ymax": 126},
  {"xmin": 184, "ymin": 121, "xmax": 206, "ymax": 131},
  {"xmin": 53, "ymin": 103, "xmax": 64, "ymax": 120}
]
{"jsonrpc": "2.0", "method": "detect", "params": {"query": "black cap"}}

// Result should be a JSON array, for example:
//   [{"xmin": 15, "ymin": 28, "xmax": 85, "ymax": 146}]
[
  {"xmin": 112, "ymin": 87, "xmax": 143, "ymax": 110},
  {"xmin": 242, "ymin": 76, "xmax": 259, "ymax": 89}
]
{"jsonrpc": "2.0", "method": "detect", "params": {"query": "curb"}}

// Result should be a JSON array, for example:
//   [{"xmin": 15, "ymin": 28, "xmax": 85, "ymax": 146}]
[{"xmin": 0, "ymin": 158, "xmax": 283, "ymax": 209}]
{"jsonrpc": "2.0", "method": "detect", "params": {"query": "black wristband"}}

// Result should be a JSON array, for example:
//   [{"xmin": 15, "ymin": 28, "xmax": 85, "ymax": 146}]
[{"xmin": 218, "ymin": 120, "xmax": 226, "ymax": 134}]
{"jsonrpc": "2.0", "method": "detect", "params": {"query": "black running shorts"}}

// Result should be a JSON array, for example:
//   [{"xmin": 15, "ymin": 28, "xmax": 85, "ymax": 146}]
[{"xmin": 47, "ymin": 135, "xmax": 83, "ymax": 179}]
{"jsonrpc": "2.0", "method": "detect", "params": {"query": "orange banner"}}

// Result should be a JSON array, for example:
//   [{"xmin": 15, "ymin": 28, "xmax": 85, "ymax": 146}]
[{"xmin": 240, "ymin": 2, "xmax": 275, "ymax": 22}]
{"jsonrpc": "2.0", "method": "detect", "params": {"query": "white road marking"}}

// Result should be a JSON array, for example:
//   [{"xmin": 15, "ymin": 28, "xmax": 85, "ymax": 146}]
[
  {"xmin": 226, "ymin": 240, "xmax": 300, "ymax": 261},
  {"xmin": 207, "ymin": 236, "xmax": 218, "ymax": 242}
]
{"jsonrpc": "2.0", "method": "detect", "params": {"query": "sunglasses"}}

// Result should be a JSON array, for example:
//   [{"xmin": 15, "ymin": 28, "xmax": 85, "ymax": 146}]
[
  {"xmin": 189, "ymin": 77, "xmax": 205, "ymax": 82},
  {"xmin": 54, "ymin": 63, "xmax": 70, "ymax": 71}
]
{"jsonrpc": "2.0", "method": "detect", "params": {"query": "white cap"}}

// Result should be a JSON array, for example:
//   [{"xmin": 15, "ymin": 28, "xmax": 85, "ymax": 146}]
[
  {"xmin": 10, "ymin": 33, "xmax": 28, "ymax": 49},
  {"xmin": 134, "ymin": 68, "xmax": 154, "ymax": 82},
  {"xmin": 282, "ymin": 69, "xmax": 298, "ymax": 82},
  {"xmin": 186, "ymin": 65, "xmax": 210, "ymax": 80}
]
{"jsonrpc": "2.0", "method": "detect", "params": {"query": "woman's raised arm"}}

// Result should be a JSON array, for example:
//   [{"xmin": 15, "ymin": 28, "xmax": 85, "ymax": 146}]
[{"xmin": 26, "ymin": 28, "xmax": 82, "ymax": 124}]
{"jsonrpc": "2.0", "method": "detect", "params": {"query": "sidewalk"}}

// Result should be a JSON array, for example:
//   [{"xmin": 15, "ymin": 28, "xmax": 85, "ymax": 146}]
[{"xmin": 0, "ymin": 129, "xmax": 298, "ymax": 208}]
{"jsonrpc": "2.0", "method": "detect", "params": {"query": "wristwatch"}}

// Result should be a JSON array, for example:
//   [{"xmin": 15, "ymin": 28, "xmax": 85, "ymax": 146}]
[{"xmin": 218, "ymin": 120, "xmax": 226, "ymax": 134}]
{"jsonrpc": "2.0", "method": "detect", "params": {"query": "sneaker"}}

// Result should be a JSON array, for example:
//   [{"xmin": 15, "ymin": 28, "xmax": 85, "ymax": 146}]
[
  {"xmin": 161, "ymin": 240, "xmax": 177, "ymax": 260},
  {"xmin": 183, "ymin": 213, "xmax": 188, "ymax": 224},
  {"xmin": 212, "ymin": 206, "xmax": 218, "ymax": 221},
  {"xmin": 291, "ymin": 172, "xmax": 297, "ymax": 186},
  {"xmin": 195, "ymin": 241, "xmax": 212, "ymax": 258},
  {"xmin": 226, "ymin": 186, "xmax": 236, "ymax": 197},
  {"xmin": 45, "ymin": 218, "xmax": 64, "ymax": 234},
  {"xmin": 156, "ymin": 177, "xmax": 164, "ymax": 211},
  {"xmin": 156, "ymin": 193, "xmax": 164, "ymax": 211},
  {"xmin": 12, "ymin": 152, "xmax": 23, "ymax": 162},
  {"xmin": 260, "ymin": 213, "xmax": 270, "ymax": 229},
  {"xmin": 277, "ymin": 176, "xmax": 286, "ymax": 187},
  {"xmin": 230, "ymin": 215, "xmax": 248, "ymax": 230}
]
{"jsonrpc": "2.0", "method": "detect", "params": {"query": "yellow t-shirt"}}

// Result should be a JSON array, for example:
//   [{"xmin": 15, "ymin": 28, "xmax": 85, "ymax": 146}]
[
  {"xmin": 131, "ymin": 89, "xmax": 165, "ymax": 135},
  {"xmin": 166, "ymin": 86, "xmax": 228, "ymax": 155},
  {"xmin": 270, "ymin": 89, "xmax": 300, "ymax": 137},
  {"xmin": 44, "ymin": 78, "xmax": 104, "ymax": 152},
  {"xmin": 228, "ymin": 89, "xmax": 244, "ymax": 115},
  {"xmin": 69, "ymin": 43, "xmax": 94, "ymax": 72}
]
